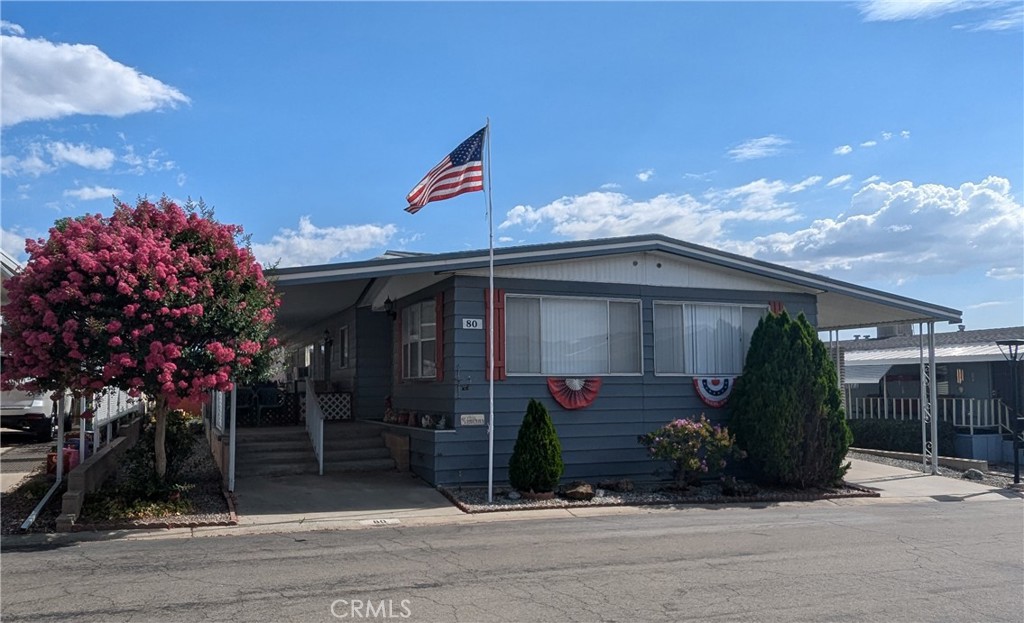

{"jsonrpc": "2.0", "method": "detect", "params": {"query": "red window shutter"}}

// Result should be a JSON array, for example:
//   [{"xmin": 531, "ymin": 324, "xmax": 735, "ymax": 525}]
[
  {"xmin": 485, "ymin": 288, "xmax": 507, "ymax": 381},
  {"xmin": 435, "ymin": 291, "xmax": 444, "ymax": 381}
]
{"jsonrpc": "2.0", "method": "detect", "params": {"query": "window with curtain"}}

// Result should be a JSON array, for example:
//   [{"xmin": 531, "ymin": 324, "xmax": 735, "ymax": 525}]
[
  {"xmin": 506, "ymin": 295, "xmax": 641, "ymax": 375},
  {"xmin": 654, "ymin": 302, "xmax": 765, "ymax": 375},
  {"xmin": 402, "ymin": 301, "xmax": 436, "ymax": 379}
]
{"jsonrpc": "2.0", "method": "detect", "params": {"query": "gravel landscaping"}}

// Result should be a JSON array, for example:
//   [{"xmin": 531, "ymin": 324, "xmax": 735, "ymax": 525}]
[
  {"xmin": 441, "ymin": 452, "xmax": 1023, "ymax": 513},
  {"xmin": 76, "ymin": 432, "xmax": 233, "ymax": 531},
  {"xmin": 440, "ymin": 479, "xmax": 879, "ymax": 514}
]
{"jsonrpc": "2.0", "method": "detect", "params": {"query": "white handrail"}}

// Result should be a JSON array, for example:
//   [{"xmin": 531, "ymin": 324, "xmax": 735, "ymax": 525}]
[
  {"xmin": 305, "ymin": 382, "xmax": 324, "ymax": 475},
  {"xmin": 848, "ymin": 397, "xmax": 1013, "ymax": 434}
]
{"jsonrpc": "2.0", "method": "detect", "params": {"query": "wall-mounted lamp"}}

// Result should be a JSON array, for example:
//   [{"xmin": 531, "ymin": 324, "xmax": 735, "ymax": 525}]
[{"xmin": 384, "ymin": 297, "xmax": 397, "ymax": 320}]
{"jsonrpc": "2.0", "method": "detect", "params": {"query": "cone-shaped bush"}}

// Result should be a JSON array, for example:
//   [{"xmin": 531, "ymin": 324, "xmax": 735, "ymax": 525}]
[
  {"xmin": 508, "ymin": 399, "xmax": 564, "ymax": 493},
  {"xmin": 729, "ymin": 311, "xmax": 851, "ymax": 488}
]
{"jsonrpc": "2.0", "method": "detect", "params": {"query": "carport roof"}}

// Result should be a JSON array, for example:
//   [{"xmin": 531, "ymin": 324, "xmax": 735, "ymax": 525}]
[{"xmin": 269, "ymin": 234, "xmax": 962, "ymax": 335}]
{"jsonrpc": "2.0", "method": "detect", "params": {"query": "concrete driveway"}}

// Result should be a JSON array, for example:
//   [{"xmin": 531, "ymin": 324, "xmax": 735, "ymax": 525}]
[
  {"xmin": 0, "ymin": 432, "xmax": 49, "ymax": 493},
  {"xmin": 231, "ymin": 470, "xmax": 464, "ymax": 532}
]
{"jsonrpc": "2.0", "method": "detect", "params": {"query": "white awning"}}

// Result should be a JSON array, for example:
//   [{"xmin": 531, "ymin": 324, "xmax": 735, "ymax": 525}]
[{"xmin": 845, "ymin": 364, "xmax": 891, "ymax": 385}]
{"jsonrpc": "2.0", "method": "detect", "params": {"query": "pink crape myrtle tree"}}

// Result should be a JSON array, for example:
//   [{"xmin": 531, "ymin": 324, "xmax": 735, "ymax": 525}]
[{"xmin": 1, "ymin": 197, "xmax": 280, "ymax": 479}]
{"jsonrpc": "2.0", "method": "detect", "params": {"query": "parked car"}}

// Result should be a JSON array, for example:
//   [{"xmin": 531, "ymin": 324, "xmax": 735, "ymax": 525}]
[
  {"xmin": 0, "ymin": 354, "xmax": 68, "ymax": 441},
  {"xmin": 1, "ymin": 387, "xmax": 56, "ymax": 440}
]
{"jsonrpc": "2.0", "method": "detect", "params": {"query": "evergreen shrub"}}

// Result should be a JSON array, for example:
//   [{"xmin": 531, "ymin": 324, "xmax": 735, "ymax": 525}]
[
  {"xmin": 508, "ymin": 399, "xmax": 564, "ymax": 493},
  {"xmin": 729, "ymin": 311, "xmax": 852, "ymax": 488}
]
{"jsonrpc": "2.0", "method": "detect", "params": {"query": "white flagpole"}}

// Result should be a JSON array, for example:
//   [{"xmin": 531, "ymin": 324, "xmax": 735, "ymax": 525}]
[{"xmin": 485, "ymin": 118, "xmax": 495, "ymax": 504}]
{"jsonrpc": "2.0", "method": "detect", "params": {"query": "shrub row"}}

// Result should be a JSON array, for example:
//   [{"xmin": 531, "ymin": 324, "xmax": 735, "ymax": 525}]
[{"xmin": 847, "ymin": 418, "xmax": 956, "ymax": 456}]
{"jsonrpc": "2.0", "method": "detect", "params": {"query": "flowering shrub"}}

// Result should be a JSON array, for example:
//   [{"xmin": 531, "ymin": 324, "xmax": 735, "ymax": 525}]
[
  {"xmin": 1, "ymin": 197, "xmax": 280, "ymax": 477},
  {"xmin": 638, "ymin": 415, "xmax": 743, "ymax": 487}
]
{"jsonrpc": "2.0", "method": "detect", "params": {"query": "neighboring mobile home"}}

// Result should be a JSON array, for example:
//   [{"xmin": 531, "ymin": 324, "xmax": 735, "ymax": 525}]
[
  {"xmin": 842, "ymin": 325, "xmax": 1024, "ymax": 463},
  {"xmin": 262, "ymin": 234, "xmax": 963, "ymax": 486}
]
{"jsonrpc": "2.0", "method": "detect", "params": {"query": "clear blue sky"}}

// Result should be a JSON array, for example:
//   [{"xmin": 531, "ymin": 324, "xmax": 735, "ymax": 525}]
[{"xmin": 2, "ymin": 1, "xmax": 1022, "ymax": 332}]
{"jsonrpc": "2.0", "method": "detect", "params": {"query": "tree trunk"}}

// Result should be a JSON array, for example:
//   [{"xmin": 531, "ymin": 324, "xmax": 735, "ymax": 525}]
[{"xmin": 154, "ymin": 401, "xmax": 168, "ymax": 479}]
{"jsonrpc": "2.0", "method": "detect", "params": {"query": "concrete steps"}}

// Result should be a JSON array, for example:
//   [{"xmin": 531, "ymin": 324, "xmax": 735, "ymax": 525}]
[
  {"xmin": 235, "ymin": 426, "xmax": 318, "ymax": 477},
  {"xmin": 322, "ymin": 421, "xmax": 396, "ymax": 473},
  {"xmin": 233, "ymin": 422, "xmax": 396, "ymax": 477}
]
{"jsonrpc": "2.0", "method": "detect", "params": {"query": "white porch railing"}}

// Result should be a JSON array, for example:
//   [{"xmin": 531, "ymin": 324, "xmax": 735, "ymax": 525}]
[
  {"xmin": 305, "ymin": 381, "xmax": 324, "ymax": 475},
  {"xmin": 847, "ymin": 397, "xmax": 1014, "ymax": 436},
  {"xmin": 82, "ymin": 388, "xmax": 145, "ymax": 460}
]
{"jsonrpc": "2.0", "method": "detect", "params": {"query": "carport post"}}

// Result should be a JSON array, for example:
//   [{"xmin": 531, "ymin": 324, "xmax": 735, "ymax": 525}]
[
  {"xmin": 55, "ymin": 394, "xmax": 65, "ymax": 482},
  {"xmin": 79, "ymin": 395, "xmax": 87, "ymax": 461},
  {"xmin": 928, "ymin": 323, "xmax": 938, "ymax": 475},
  {"xmin": 229, "ymin": 387, "xmax": 237, "ymax": 492}
]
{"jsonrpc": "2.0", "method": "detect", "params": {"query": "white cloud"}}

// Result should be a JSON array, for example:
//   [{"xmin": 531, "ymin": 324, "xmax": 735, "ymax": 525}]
[
  {"xmin": 1, "ymin": 143, "xmax": 54, "ymax": 177},
  {"xmin": 599, "ymin": 182, "xmax": 621, "ymax": 190},
  {"xmin": 966, "ymin": 300, "xmax": 1008, "ymax": 309},
  {"xmin": 63, "ymin": 185, "xmax": 121, "ymax": 201},
  {"xmin": 790, "ymin": 175, "xmax": 823, "ymax": 193},
  {"xmin": 860, "ymin": 140, "xmax": 878, "ymax": 148},
  {"xmin": 967, "ymin": 4, "xmax": 1024, "ymax": 30},
  {"xmin": 727, "ymin": 135, "xmax": 790, "ymax": 161},
  {"xmin": 683, "ymin": 171, "xmax": 715, "ymax": 182},
  {"xmin": 497, "ymin": 236, "xmax": 514, "ymax": 243},
  {"xmin": 986, "ymin": 266, "xmax": 1022, "ymax": 281},
  {"xmin": 500, "ymin": 177, "xmax": 804, "ymax": 243},
  {"xmin": 859, "ymin": 0, "xmax": 988, "ymax": 21},
  {"xmin": 861, "ymin": 0, "xmax": 1022, "ymax": 31},
  {"xmin": 176, "ymin": 173, "xmax": 187, "ymax": 187},
  {"xmin": 2, "ymin": 227, "xmax": 28, "ymax": 261},
  {"xmin": 1, "ymin": 225, "xmax": 43, "ymax": 262},
  {"xmin": 900, "ymin": 130, "xmax": 911, "ymax": 139},
  {"xmin": 833, "ymin": 145, "xmax": 853, "ymax": 156},
  {"xmin": 252, "ymin": 217, "xmax": 397, "ymax": 267},
  {"xmin": 863, "ymin": 175, "xmax": 882, "ymax": 184},
  {"xmin": 737, "ymin": 176, "xmax": 1023, "ymax": 283},
  {"xmin": 636, "ymin": 169, "xmax": 654, "ymax": 182},
  {"xmin": 120, "ymin": 144, "xmax": 176, "ymax": 175},
  {"xmin": 1, "ymin": 21, "xmax": 25, "ymax": 36},
  {"xmin": 1, "ymin": 28, "xmax": 189, "ymax": 127},
  {"xmin": 826, "ymin": 175, "xmax": 853, "ymax": 188},
  {"xmin": 882, "ymin": 131, "xmax": 893, "ymax": 141},
  {"xmin": 47, "ymin": 142, "xmax": 115, "ymax": 169}
]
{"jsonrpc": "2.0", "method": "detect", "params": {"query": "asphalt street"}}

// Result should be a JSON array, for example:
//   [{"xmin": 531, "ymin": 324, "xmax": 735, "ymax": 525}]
[{"xmin": 2, "ymin": 497, "xmax": 1022, "ymax": 622}]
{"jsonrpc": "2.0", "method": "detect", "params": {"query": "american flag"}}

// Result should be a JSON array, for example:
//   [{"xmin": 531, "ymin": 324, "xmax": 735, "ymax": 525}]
[{"xmin": 405, "ymin": 127, "xmax": 486, "ymax": 214}]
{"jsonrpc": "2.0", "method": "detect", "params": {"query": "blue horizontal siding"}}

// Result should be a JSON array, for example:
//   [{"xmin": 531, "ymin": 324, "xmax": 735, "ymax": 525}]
[{"xmin": 388, "ymin": 275, "xmax": 816, "ymax": 486}]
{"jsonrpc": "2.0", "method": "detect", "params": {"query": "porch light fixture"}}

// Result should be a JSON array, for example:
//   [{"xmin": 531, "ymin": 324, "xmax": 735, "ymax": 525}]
[
  {"xmin": 995, "ymin": 339, "xmax": 1023, "ymax": 485},
  {"xmin": 384, "ymin": 297, "xmax": 397, "ymax": 320}
]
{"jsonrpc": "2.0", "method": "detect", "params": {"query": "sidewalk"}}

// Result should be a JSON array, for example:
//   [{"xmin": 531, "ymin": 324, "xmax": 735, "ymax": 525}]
[
  {"xmin": 185, "ymin": 457, "xmax": 1021, "ymax": 538},
  {"xmin": 843, "ymin": 458, "xmax": 1023, "ymax": 503},
  {"xmin": 6, "ymin": 457, "xmax": 1021, "ymax": 545}
]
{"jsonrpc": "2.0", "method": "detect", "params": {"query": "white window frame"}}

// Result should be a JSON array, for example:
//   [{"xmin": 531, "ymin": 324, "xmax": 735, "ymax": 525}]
[
  {"xmin": 402, "ymin": 300, "xmax": 436, "ymax": 380},
  {"xmin": 505, "ymin": 294, "xmax": 643, "ymax": 376},
  {"xmin": 652, "ymin": 301, "xmax": 768, "ymax": 376}
]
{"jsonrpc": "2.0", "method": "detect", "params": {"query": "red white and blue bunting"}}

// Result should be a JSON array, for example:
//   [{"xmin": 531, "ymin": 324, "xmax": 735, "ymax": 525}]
[
  {"xmin": 692, "ymin": 376, "xmax": 736, "ymax": 408},
  {"xmin": 547, "ymin": 377, "xmax": 602, "ymax": 410}
]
